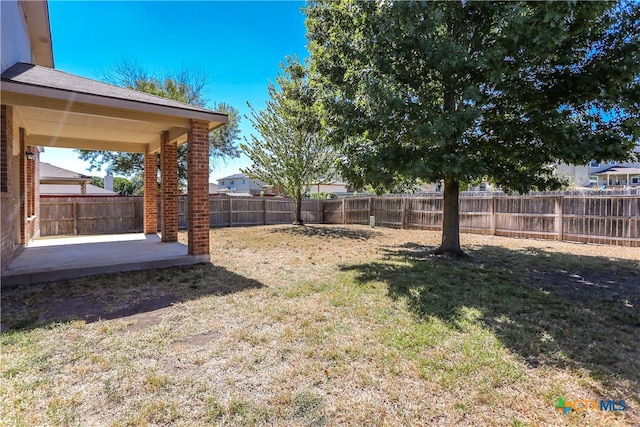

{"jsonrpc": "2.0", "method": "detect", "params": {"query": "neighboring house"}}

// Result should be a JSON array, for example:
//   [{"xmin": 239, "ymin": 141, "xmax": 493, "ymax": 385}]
[
  {"xmin": 217, "ymin": 173, "xmax": 351, "ymax": 196},
  {"xmin": 1, "ymin": 0, "xmax": 227, "ymax": 272},
  {"xmin": 591, "ymin": 166, "xmax": 640, "ymax": 187},
  {"xmin": 308, "ymin": 181, "xmax": 350, "ymax": 195},
  {"xmin": 182, "ymin": 182, "xmax": 219, "ymax": 195},
  {"xmin": 557, "ymin": 153, "xmax": 640, "ymax": 188},
  {"xmin": 217, "ymin": 173, "xmax": 266, "ymax": 195},
  {"xmin": 39, "ymin": 162, "xmax": 117, "ymax": 196}
]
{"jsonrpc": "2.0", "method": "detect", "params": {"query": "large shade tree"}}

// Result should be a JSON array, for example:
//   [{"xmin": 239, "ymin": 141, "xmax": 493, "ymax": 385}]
[
  {"xmin": 242, "ymin": 58, "xmax": 335, "ymax": 225},
  {"xmin": 77, "ymin": 60, "xmax": 241, "ymax": 185},
  {"xmin": 306, "ymin": 0, "xmax": 640, "ymax": 256}
]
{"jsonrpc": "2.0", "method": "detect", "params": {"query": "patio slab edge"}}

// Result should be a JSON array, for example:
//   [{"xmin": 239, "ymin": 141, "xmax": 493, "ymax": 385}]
[{"xmin": 1, "ymin": 254, "xmax": 210, "ymax": 287}]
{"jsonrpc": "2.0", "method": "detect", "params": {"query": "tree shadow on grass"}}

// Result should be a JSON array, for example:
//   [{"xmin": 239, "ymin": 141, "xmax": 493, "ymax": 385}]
[
  {"xmin": 273, "ymin": 224, "xmax": 381, "ymax": 240},
  {"xmin": 0, "ymin": 263, "xmax": 265, "ymax": 332},
  {"xmin": 342, "ymin": 242, "xmax": 640, "ymax": 397}
]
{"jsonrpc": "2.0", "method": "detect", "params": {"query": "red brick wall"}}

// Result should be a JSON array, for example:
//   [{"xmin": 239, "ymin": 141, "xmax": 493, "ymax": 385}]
[
  {"xmin": 144, "ymin": 150, "xmax": 158, "ymax": 234},
  {"xmin": 24, "ymin": 146, "xmax": 39, "ymax": 242},
  {"xmin": 187, "ymin": 119, "xmax": 210, "ymax": 256},
  {"xmin": 0, "ymin": 105, "xmax": 11, "ymax": 194},
  {"xmin": 160, "ymin": 132, "xmax": 178, "ymax": 242},
  {"xmin": 1, "ymin": 105, "xmax": 15, "ymax": 271},
  {"xmin": 19, "ymin": 128, "xmax": 26, "ymax": 244}
]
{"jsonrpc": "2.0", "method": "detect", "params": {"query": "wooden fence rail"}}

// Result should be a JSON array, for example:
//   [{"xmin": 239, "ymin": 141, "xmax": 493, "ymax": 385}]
[{"xmin": 40, "ymin": 193, "xmax": 640, "ymax": 247}]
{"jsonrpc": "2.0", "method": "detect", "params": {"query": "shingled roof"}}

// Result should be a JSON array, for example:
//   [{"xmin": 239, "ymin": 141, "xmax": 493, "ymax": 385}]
[
  {"xmin": 1, "ymin": 62, "xmax": 219, "ymax": 116},
  {"xmin": 39, "ymin": 162, "xmax": 92, "ymax": 181}
]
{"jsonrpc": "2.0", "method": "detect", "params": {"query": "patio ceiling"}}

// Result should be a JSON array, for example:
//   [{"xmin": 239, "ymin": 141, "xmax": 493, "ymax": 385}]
[{"xmin": 1, "ymin": 63, "xmax": 227, "ymax": 154}]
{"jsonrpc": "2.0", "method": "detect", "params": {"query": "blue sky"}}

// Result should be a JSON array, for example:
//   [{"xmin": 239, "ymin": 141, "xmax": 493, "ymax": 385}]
[{"xmin": 41, "ymin": 0, "xmax": 308, "ymax": 183}]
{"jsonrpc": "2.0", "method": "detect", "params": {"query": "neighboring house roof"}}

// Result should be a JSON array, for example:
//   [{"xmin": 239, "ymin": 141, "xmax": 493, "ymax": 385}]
[
  {"xmin": 39, "ymin": 162, "xmax": 117, "ymax": 195},
  {"xmin": 315, "ymin": 180, "xmax": 350, "ymax": 186},
  {"xmin": 217, "ymin": 173, "xmax": 249, "ymax": 181},
  {"xmin": 41, "ymin": 184, "xmax": 116, "ymax": 196},
  {"xmin": 593, "ymin": 166, "xmax": 640, "ymax": 175},
  {"xmin": 209, "ymin": 183, "xmax": 219, "ymax": 193},
  {"xmin": 39, "ymin": 162, "xmax": 92, "ymax": 184}
]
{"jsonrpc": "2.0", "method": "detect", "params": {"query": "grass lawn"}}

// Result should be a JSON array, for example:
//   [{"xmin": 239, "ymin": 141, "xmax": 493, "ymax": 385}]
[{"xmin": 1, "ymin": 225, "xmax": 639, "ymax": 426}]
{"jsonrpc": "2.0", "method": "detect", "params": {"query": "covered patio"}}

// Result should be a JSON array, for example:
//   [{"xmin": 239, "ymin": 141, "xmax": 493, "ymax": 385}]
[
  {"xmin": 1, "ymin": 63, "xmax": 227, "ymax": 284},
  {"xmin": 2, "ymin": 233, "xmax": 205, "ymax": 286}
]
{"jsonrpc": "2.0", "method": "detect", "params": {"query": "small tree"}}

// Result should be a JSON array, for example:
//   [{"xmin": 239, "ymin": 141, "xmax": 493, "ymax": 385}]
[{"xmin": 242, "ymin": 58, "xmax": 335, "ymax": 225}]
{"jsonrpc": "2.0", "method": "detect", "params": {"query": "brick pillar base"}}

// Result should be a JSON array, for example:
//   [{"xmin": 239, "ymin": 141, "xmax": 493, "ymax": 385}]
[
  {"xmin": 144, "ymin": 149, "xmax": 158, "ymax": 234},
  {"xmin": 160, "ymin": 132, "xmax": 178, "ymax": 242},
  {"xmin": 187, "ymin": 119, "xmax": 210, "ymax": 256}
]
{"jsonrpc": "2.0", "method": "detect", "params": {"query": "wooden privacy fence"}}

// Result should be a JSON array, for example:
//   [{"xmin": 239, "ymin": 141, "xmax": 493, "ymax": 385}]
[
  {"xmin": 40, "ymin": 193, "xmax": 639, "ymax": 246},
  {"xmin": 323, "ymin": 193, "xmax": 640, "ymax": 247},
  {"xmin": 206, "ymin": 196, "xmax": 322, "ymax": 227},
  {"xmin": 40, "ymin": 196, "xmax": 143, "ymax": 236},
  {"xmin": 40, "ymin": 195, "xmax": 323, "ymax": 236}
]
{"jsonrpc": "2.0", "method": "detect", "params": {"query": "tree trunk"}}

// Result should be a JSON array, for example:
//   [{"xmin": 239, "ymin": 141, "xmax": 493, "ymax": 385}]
[
  {"xmin": 435, "ymin": 178, "xmax": 465, "ymax": 257},
  {"xmin": 293, "ymin": 195, "xmax": 304, "ymax": 225}
]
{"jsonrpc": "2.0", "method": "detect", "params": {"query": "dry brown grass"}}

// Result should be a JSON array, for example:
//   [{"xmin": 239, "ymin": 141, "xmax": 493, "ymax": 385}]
[{"xmin": 2, "ymin": 225, "xmax": 639, "ymax": 426}]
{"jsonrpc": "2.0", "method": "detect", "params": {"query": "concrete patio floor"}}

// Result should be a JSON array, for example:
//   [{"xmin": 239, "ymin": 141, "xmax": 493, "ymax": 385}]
[{"xmin": 1, "ymin": 233, "xmax": 210, "ymax": 286}]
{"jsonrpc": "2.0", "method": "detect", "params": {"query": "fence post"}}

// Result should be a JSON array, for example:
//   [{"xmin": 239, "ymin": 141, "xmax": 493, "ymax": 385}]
[
  {"xmin": 401, "ymin": 196, "xmax": 406, "ymax": 229},
  {"xmin": 368, "ymin": 197, "xmax": 373, "ymax": 220},
  {"xmin": 72, "ymin": 201, "xmax": 78, "ymax": 235},
  {"xmin": 555, "ymin": 196, "xmax": 564, "ymax": 241},
  {"xmin": 342, "ymin": 198, "xmax": 346, "ymax": 224},
  {"xmin": 263, "ymin": 197, "xmax": 267, "ymax": 225},
  {"xmin": 229, "ymin": 196, "xmax": 233, "ymax": 227},
  {"xmin": 490, "ymin": 196, "xmax": 496, "ymax": 236}
]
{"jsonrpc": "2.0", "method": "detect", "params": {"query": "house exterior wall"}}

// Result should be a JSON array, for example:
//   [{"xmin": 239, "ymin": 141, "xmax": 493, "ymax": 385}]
[
  {"xmin": 1, "ymin": 106, "xmax": 40, "ymax": 271},
  {"xmin": 1, "ymin": 105, "xmax": 16, "ymax": 271},
  {"xmin": 556, "ymin": 164, "xmax": 590, "ymax": 187},
  {"xmin": 308, "ymin": 183, "xmax": 350, "ymax": 194},
  {"xmin": 218, "ymin": 176, "xmax": 265, "ymax": 194},
  {"xmin": 0, "ymin": 0, "xmax": 32, "ymax": 73}
]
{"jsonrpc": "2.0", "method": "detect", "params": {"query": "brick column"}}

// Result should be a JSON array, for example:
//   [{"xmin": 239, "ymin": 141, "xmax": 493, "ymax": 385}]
[
  {"xmin": 144, "ymin": 148, "xmax": 158, "ymax": 234},
  {"xmin": 187, "ymin": 119, "xmax": 210, "ymax": 256},
  {"xmin": 19, "ymin": 128, "xmax": 26, "ymax": 244},
  {"xmin": 160, "ymin": 131, "xmax": 178, "ymax": 242},
  {"xmin": 0, "ymin": 105, "xmax": 11, "ymax": 194},
  {"xmin": 1, "ymin": 105, "xmax": 15, "ymax": 271},
  {"xmin": 27, "ymin": 145, "xmax": 35, "ymax": 217}
]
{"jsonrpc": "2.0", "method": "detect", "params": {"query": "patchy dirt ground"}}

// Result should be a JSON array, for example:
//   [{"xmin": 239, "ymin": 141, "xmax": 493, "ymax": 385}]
[{"xmin": 4, "ymin": 225, "xmax": 637, "ymax": 331}]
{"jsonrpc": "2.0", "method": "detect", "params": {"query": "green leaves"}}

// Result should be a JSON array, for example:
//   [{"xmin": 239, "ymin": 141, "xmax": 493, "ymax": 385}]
[
  {"xmin": 307, "ymin": 0, "xmax": 640, "ymax": 193},
  {"xmin": 242, "ymin": 58, "xmax": 336, "ymax": 222}
]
